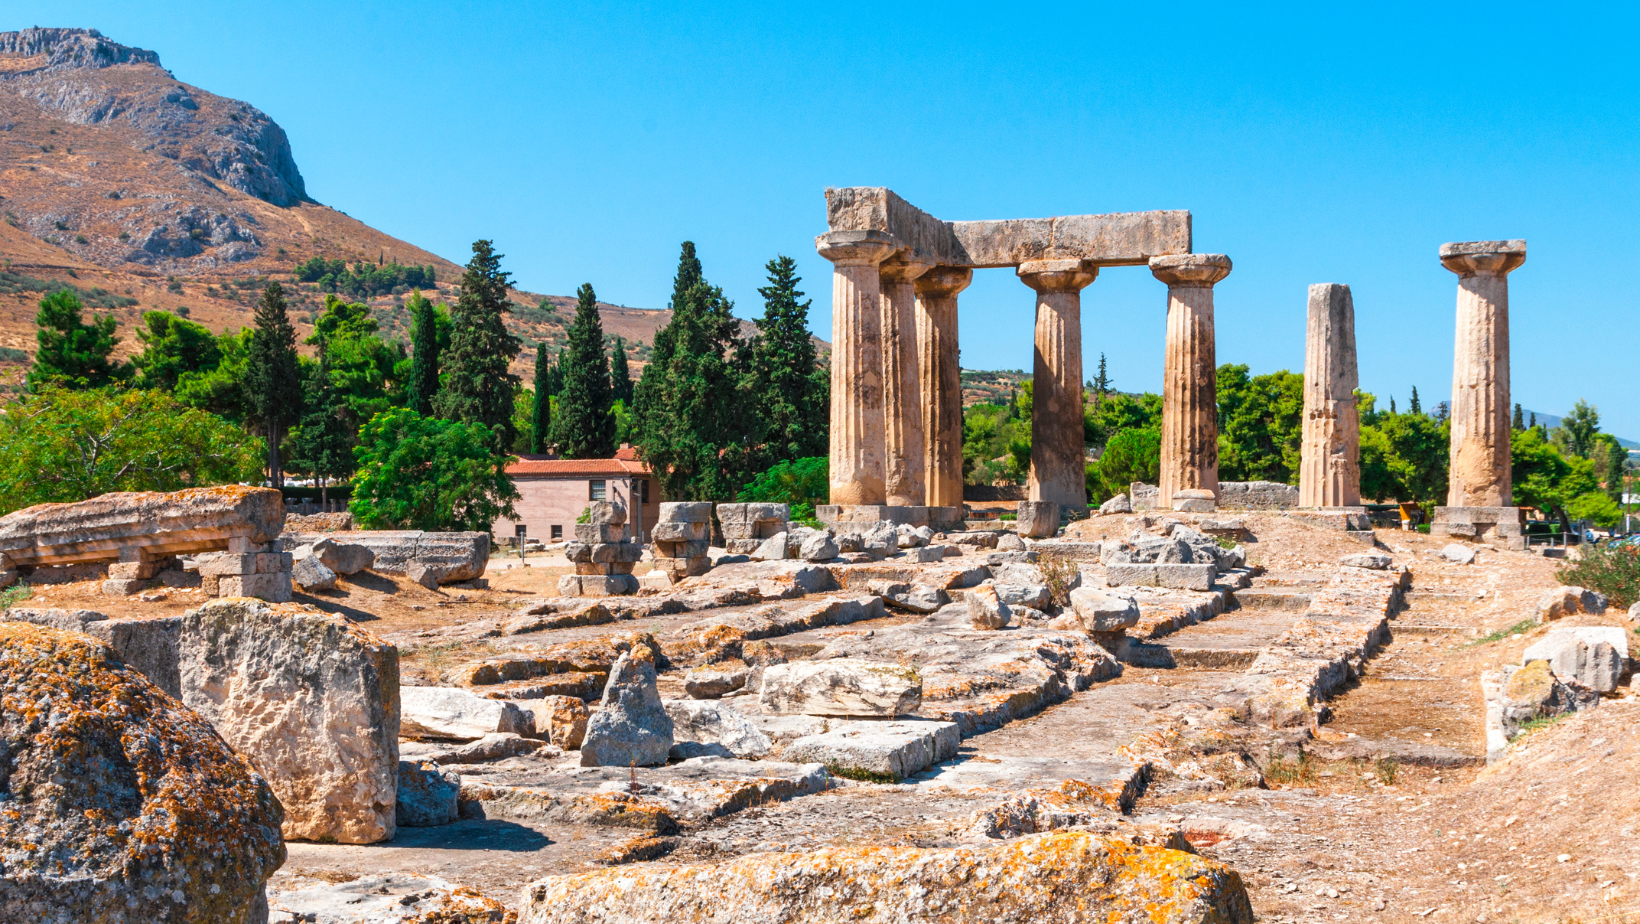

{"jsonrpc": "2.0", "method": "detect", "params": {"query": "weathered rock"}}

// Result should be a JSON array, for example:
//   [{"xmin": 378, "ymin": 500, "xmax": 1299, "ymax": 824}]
[
  {"xmin": 519, "ymin": 695, "xmax": 590, "ymax": 749},
  {"xmin": 291, "ymin": 555, "xmax": 338, "ymax": 591},
  {"xmin": 519, "ymin": 831, "xmax": 1254, "ymax": 924},
  {"xmin": 397, "ymin": 760, "xmax": 460, "ymax": 827},
  {"xmin": 882, "ymin": 582, "xmax": 949, "ymax": 614},
  {"xmin": 279, "ymin": 530, "xmax": 489, "ymax": 584},
  {"xmin": 581, "ymin": 651, "xmax": 673, "ymax": 767},
  {"xmin": 0, "ymin": 622, "xmax": 285, "ymax": 923},
  {"xmin": 664, "ymin": 699, "xmax": 773, "ymax": 759},
  {"xmin": 1170, "ymin": 488, "xmax": 1217, "ymax": 513},
  {"xmin": 1630, "ymin": 600, "xmax": 1640, "ymax": 622},
  {"xmin": 995, "ymin": 532, "xmax": 1027, "ymax": 551},
  {"xmin": 402, "ymin": 686, "xmax": 534, "ymax": 741},
  {"xmin": 1105, "ymin": 563, "xmax": 1215, "ymax": 591},
  {"xmin": 896, "ymin": 523, "xmax": 934, "ymax": 548},
  {"xmin": 412, "ymin": 732, "xmax": 550, "ymax": 765},
  {"xmin": 177, "ymin": 598, "xmax": 400, "ymax": 844},
  {"xmin": 994, "ymin": 581, "xmax": 1052, "ymax": 609},
  {"xmin": 965, "ymin": 582, "xmax": 1011, "ymax": 630},
  {"xmin": 1536, "ymin": 585, "xmax": 1608, "ymax": 622},
  {"xmin": 784, "ymin": 718, "xmax": 959, "ymax": 780},
  {"xmin": 1439, "ymin": 543, "xmax": 1477, "ymax": 564},
  {"xmin": 1483, "ymin": 660, "xmax": 1601, "ymax": 760},
  {"xmin": 1098, "ymin": 493, "xmax": 1132, "ymax": 514},
  {"xmin": 1340, "ymin": 552, "xmax": 1392, "ymax": 570},
  {"xmin": 861, "ymin": 523, "xmax": 899, "ymax": 560},
  {"xmin": 683, "ymin": 666, "xmax": 748, "ymax": 699},
  {"xmin": 1, "ymin": 607, "xmax": 182, "ymax": 696},
  {"xmin": 1522, "ymin": 627, "xmax": 1629, "ymax": 693},
  {"xmin": 760, "ymin": 658, "xmax": 922, "ymax": 716},
  {"xmin": 750, "ymin": 531, "xmax": 789, "ymax": 561},
  {"xmin": 1216, "ymin": 480, "xmax": 1299, "ymax": 509},
  {"xmin": 308, "ymin": 536, "xmax": 375, "ymax": 574},
  {"xmin": 559, "ymin": 573, "xmax": 640, "ymax": 597},
  {"xmin": 1070, "ymin": 587, "xmax": 1142, "ymax": 633},
  {"xmin": 786, "ymin": 526, "xmax": 839, "ymax": 561}
]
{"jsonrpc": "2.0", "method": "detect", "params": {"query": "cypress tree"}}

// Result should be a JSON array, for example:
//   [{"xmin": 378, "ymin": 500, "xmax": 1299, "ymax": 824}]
[
  {"xmin": 747, "ymin": 254, "xmax": 826, "ymax": 466},
  {"xmin": 1408, "ymin": 386, "xmax": 1422, "ymax": 415},
  {"xmin": 1092, "ymin": 353, "xmax": 1112, "ymax": 412},
  {"xmin": 531, "ymin": 341, "xmax": 551, "ymax": 453},
  {"xmin": 245, "ymin": 282, "xmax": 303, "ymax": 488},
  {"xmin": 633, "ymin": 241, "xmax": 704, "ymax": 433},
  {"xmin": 544, "ymin": 347, "xmax": 563, "ymax": 396},
  {"xmin": 609, "ymin": 336, "xmax": 634, "ymax": 405},
  {"xmin": 552, "ymin": 283, "xmax": 616, "ymax": 458},
  {"xmin": 406, "ymin": 290, "xmax": 440, "ymax": 415},
  {"xmin": 288, "ymin": 343, "xmax": 354, "ymax": 504},
  {"xmin": 434, "ymin": 240, "xmax": 522, "ymax": 452},
  {"xmin": 1512, "ymin": 402, "xmax": 1525, "ymax": 431}
]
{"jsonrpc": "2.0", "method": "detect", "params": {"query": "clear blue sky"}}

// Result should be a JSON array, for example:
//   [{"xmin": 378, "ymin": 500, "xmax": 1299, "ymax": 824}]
[{"xmin": 21, "ymin": 2, "xmax": 1640, "ymax": 437}]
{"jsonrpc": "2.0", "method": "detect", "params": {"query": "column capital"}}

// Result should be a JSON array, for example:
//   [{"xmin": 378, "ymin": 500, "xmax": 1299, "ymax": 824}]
[
  {"xmin": 879, "ymin": 256, "xmax": 934, "ymax": 283},
  {"xmin": 914, "ymin": 265, "xmax": 973, "ymax": 298},
  {"xmin": 816, "ymin": 230, "xmax": 899, "ymax": 267},
  {"xmin": 1149, "ymin": 253, "xmax": 1232, "ymax": 288},
  {"xmin": 1439, "ymin": 240, "xmax": 1525, "ymax": 277},
  {"xmin": 1017, "ymin": 259, "xmax": 1096, "ymax": 293}
]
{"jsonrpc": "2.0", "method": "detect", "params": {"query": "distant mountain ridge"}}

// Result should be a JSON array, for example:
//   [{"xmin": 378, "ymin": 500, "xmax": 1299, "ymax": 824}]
[{"xmin": 1522, "ymin": 409, "xmax": 1639, "ymax": 450}]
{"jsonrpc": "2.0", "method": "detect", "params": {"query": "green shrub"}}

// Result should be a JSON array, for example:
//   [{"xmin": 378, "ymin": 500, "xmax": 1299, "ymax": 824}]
[
  {"xmin": 739, "ymin": 456, "xmax": 827, "ymax": 510},
  {"xmin": 1557, "ymin": 542, "xmax": 1640, "ymax": 609}
]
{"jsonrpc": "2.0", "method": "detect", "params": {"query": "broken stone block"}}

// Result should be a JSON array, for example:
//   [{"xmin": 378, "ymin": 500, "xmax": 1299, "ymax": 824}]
[
  {"xmin": 1484, "ymin": 660, "xmax": 1600, "ymax": 760},
  {"xmin": 101, "ymin": 576, "xmax": 145, "ymax": 596},
  {"xmin": 177, "ymin": 598, "xmax": 400, "ymax": 844},
  {"xmin": 559, "ymin": 574, "xmax": 640, "ymax": 597},
  {"xmin": 397, "ymin": 760, "xmax": 460, "ymax": 827},
  {"xmin": 401, "ymin": 686, "xmax": 534, "ymax": 741},
  {"xmin": 1016, "ymin": 501, "xmax": 1060, "ymax": 538},
  {"xmin": 0, "ymin": 622, "xmax": 285, "ymax": 922},
  {"xmin": 413, "ymin": 732, "xmax": 549, "ymax": 764},
  {"xmin": 658, "ymin": 501, "xmax": 713, "ymax": 523},
  {"xmin": 1070, "ymin": 588, "xmax": 1141, "ymax": 633},
  {"xmin": 882, "ymin": 582, "xmax": 948, "ymax": 614},
  {"xmin": 966, "ymin": 582, "xmax": 1011, "ymax": 630},
  {"xmin": 580, "ymin": 650, "xmax": 673, "ymax": 767},
  {"xmin": 1098, "ymin": 493, "xmax": 1132, "ymax": 515},
  {"xmin": 759, "ymin": 658, "xmax": 922, "ymax": 717},
  {"xmin": 278, "ymin": 530, "xmax": 489, "ymax": 583},
  {"xmin": 861, "ymin": 523, "xmax": 899, "ymax": 560},
  {"xmin": 652, "ymin": 521, "xmax": 709, "ymax": 542},
  {"xmin": 1439, "ymin": 543, "xmax": 1477, "ymax": 564},
  {"xmin": 1105, "ymin": 563, "xmax": 1214, "ymax": 591},
  {"xmin": 995, "ymin": 532, "xmax": 1028, "ymax": 551},
  {"xmin": 684, "ymin": 666, "xmax": 749, "ymax": 699},
  {"xmin": 530, "ymin": 695, "xmax": 591, "ymax": 749},
  {"xmin": 1536, "ymin": 585, "xmax": 1608, "ymax": 622},
  {"xmin": 291, "ymin": 555, "xmax": 337, "ymax": 591},
  {"xmin": 310, "ymin": 537, "xmax": 375, "ymax": 574},
  {"xmin": 1171, "ymin": 488, "xmax": 1216, "ymax": 513},
  {"xmin": 751, "ymin": 531, "xmax": 790, "ymax": 561},
  {"xmin": 895, "ymin": 523, "xmax": 934, "ymax": 548},
  {"xmin": 1340, "ymin": 551, "xmax": 1392, "ymax": 570},
  {"xmin": 783, "ymin": 718, "xmax": 959, "ymax": 781},
  {"xmin": 1522, "ymin": 627, "xmax": 1629, "ymax": 693},
  {"xmin": 788, "ymin": 526, "xmax": 840, "ymax": 562},
  {"xmin": 718, "ymin": 502, "xmax": 789, "ymax": 542},
  {"xmin": 664, "ymin": 699, "xmax": 772, "ymax": 759},
  {"xmin": 994, "ymin": 582, "xmax": 1051, "ymax": 610},
  {"xmin": 900, "ymin": 546, "xmax": 945, "ymax": 563}
]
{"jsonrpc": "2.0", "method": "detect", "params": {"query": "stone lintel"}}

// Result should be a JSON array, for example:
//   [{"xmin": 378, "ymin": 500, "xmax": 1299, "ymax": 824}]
[{"xmin": 824, "ymin": 187, "xmax": 1191, "ymax": 268}]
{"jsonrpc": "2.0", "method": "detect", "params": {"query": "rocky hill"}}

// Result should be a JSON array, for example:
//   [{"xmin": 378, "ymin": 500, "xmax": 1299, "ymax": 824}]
[{"xmin": 0, "ymin": 27, "xmax": 682, "ymax": 387}]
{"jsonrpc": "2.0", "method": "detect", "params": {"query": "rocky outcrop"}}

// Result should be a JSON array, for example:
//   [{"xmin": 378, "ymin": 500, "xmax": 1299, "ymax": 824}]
[
  {"xmin": 519, "ymin": 832, "xmax": 1253, "ymax": 923},
  {"xmin": 759, "ymin": 658, "xmax": 923, "ymax": 716},
  {"xmin": 0, "ymin": 622, "xmax": 285, "ymax": 923},
  {"xmin": 177, "ymin": 598, "xmax": 400, "ymax": 844}
]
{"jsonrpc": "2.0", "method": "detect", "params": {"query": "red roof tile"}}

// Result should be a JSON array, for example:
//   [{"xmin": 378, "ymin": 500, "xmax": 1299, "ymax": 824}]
[{"xmin": 506, "ymin": 455, "xmax": 651, "ymax": 476}]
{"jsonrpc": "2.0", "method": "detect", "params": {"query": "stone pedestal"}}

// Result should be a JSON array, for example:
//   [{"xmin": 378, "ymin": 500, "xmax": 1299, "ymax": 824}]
[
  {"xmin": 1431, "ymin": 506, "xmax": 1526, "ymax": 550},
  {"xmin": 652, "ymin": 502, "xmax": 713, "ymax": 583},
  {"xmin": 1299, "ymin": 283, "xmax": 1362, "ymax": 508},
  {"xmin": 880, "ymin": 259, "xmax": 933, "ymax": 506},
  {"xmin": 817, "ymin": 230, "xmax": 899, "ymax": 506},
  {"xmin": 1150, "ymin": 254, "xmax": 1231, "ymax": 509},
  {"xmin": 1018, "ymin": 260, "xmax": 1096, "ymax": 511},
  {"xmin": 560, "ymin": 502, "xmax": 641, "ymax": 596},
  {"xmin": 1016, "ymin": 501, "xmax": 1059, "ymax": 539},
  {"xmin": 915, "ymin": 267, "xmax": 972, "ymax": 511}
]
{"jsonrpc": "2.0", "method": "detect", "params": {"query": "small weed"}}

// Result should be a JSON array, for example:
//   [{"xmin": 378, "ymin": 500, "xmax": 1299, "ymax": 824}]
[
  {"xmin": 825, "ymin": 763, "xmax": 899, "ymax": 785},
  {"xmin": 0, "ymin": 584, "xmax": 33, "ymax": 609},
  {"xmin": 1469, "ymin": 618, "xmax": 1536, "ymax": 647},
  {"xmin": 1516, "ymin": 713, "xmax": 1570, "ymax": 736},
  {"xmin": 1214, "ymin": 536, "xmax": 1238, "ymax": 550},
  {"xmin": 1038, "ymin": 556, "xmax": 1079, "ymax": 607},
  {"xmin": 1262, "ymin": 748, "xmax": 1315, "ymax": 786},
  {"xmin": 1373, "ymin": 757, "xmax": 1398, "ymax": 785}
]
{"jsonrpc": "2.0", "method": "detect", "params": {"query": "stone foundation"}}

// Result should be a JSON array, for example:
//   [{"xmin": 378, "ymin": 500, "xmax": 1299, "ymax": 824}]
[
  {"xmin": 1432, "ymin": 506, "xmax": 1526, "ymax": 550},
  {"xmin": 817, "ymin": 504, "xmax": 964, "ymax": 535}
]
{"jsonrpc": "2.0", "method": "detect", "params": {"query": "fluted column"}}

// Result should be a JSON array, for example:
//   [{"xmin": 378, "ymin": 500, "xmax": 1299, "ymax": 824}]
[
  {"xmin": 1441, "ymin": 240, "xmax": 1525, "ymax": 508},
  {"xmin": 1299, "ymin": 283, "xmax": 1362, "ymax": 508},
  {"xmin": 880, "ymin": 258, "xmax": 933, "ymax": 507},
  {"xmin": 1018, "ymin": 259, "xmax": 1096, "ymax": 510},
  {"xmin": 915, "ymin": 266, "xmax": 973, "ymax": 510},
  {"xmin": 817, "ymin": 230, "xmax": 898, "ymax": 506},
  {"xmin": 1150, "ymin": 254, "xmax": 1232, "ymax": 508}
]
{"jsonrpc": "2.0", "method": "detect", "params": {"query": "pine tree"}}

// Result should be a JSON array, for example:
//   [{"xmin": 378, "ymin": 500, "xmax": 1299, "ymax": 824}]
[
  {"xmin": 244, "ymin": 282, "xmax": 303, "ymax": 487},
  {"xmin": 746, "ymin": 254, "xmax": 826, "ymax": 466},
  {"xmin": 1091, "ymin": 352, "xmax": 1112, "ymax": 412},
  {"xmin": 434, "ymin": 240, "xmax": 522, "ymax": 452},
  {"xmin": 531, "ymin": 341, "xmax": 551, "ymax": 454},
  {"xmin": 1512, "ymin": 403, "xmax": 1525, "ymax": 431},
  {"xmin": 1408, "ymin": 386, "xmax": 1422, "ymax": 415},
  {"xmin": 27, "ymin": 290, "xmax": 126, "ymax": 390},
  {"xmin": 609, "ymin": 336, "xmax": 634, "ymax": 405},
  {"xmin": 552, "ymin": 283, "xmax": 615, "ymax": 458},
  {"xmin": 633, "ymin": 241, "xmax": 704, "ymax": 430},
  {"xmin": 406, "ymin": 290, "xmax": 440, "ymax": 415}
]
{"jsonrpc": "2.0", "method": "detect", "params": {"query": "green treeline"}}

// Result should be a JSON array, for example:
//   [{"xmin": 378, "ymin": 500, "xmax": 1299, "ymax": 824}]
[{"xmin": 292, "ymin": 256, "xmax": 436, "ymax": 298}]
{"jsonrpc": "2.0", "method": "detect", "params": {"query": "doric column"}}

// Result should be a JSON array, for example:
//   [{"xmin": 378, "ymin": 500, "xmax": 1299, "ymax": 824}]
[
  {"xmin": 817, "ymin": 230, "xmax": 899, "ymax": 506},
  {"xmin": 1149, "ymin": 254, "xmax": 1232, "ymax": 508},
  {"xmin": 880, "ymin": 258, "xmax": 933, "ymax": 507},
  {"xmin": 1441, "ymin": 240, "xmax": 1525, "ymax": 508},
  {"xmin": 1299, "ymin": 283, "xmax": 1361, "ymax": 508},
  {"xmin": 915, "ymin": 266, "xmax": 972, "ymax": 511},
  {"xmin": 1018, "ymin": 259, "xmax": 1096, "ymax": 510}
]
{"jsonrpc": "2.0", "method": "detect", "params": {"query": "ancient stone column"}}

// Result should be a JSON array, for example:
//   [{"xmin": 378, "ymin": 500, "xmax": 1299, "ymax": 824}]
[
  {"xmin": 915, "ymin": 266, "xmax": 973, "ymax": 512},
  {"xmin": 1149, "ymin": 254, "xmax": 1232, "ymax": 508},
  {"xmin": 880, "ymin": 258, "xmax": 933, "ymax": 507},
  {"xmin": 1299, "ymin": 283, "xmax": 1362, "ymax": 508},
  {"xmin": 1439, "ymin": 239, "xmax": 1526, "ymax": 509},
  {"xmin": 1018, "ymin": 260, "xmax": 1096, "ymax": 511},
  {"xmin": 817, "ymin": 230, "xmax": 899, "ymax": 506}
]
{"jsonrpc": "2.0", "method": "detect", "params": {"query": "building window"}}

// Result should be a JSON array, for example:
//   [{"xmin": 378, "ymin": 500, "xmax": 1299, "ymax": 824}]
[
  {"xmin": 641, "ymin": 478, "xmax": 650, "ymax": 504},
  {"xmin": 514, "ymin": 524, "xmax": 527, "ymax": 539},
  {"xmin": 590, "ymin": 480, "xmax": 606, "ymax": 501},
  {"xmin": 551, "ymin": 524, "xmax": 562, "ymax": 540}
]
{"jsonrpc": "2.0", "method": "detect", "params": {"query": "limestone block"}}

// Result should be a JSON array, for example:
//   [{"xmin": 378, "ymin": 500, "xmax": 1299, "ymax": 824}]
[
  {"xmin": 1016, "ymin": 501, "xmax": 1060, "ymax": 538},
  {"xmin": 310, "ymin": 537, "xmax": 374, "ymax": 575},
  {"xmin": 279, "ymin": 530, "xmax": 489, "ymax": 583},
  {"xmin": 759, "ymin": 658, "xmax": 922, "ymax": 717},
  {"xmin": 1098, "ymin": 493, "xmax": 1132, "ymax": 515},
  {"xmin": 1438, "ymin": 543, "xmax": 1477, "ymax": 565},
  {"xmin": 1536, "ymin": 585, "xmax": 1607, "ymax": 622},
  {"xmin": 254, "ymin": 551, "xmax": 293, "ymax": 573},
  {"xmin": 994, "ymin": 582, "xmax": 1052, "ymax": 610},
  {"xmin": 558, "ymin": 574, "xmax": 640, "ymax": 597},
  {"xmin": 718, "ymin": 502, "xmax": 789, "ymax": 540},
  {"xmin": 1523, "ymin": 627, "xmax": 1628, "ymax": 693},
  {"xmin": 0, "ymin": 484, "xmax": 285, "ymax": 570},
  {"xmin": 177, "ymin": 598, "xmax": 400, "ymax": 845},
  {"xmin": 895, "ymin": 523, "xmax": 934, "ymax": 548},
  {"xmin": 519, "ymin": 831, "xmax": 1252, "ymax": 924},
  {"xmin": 1340, "ymin": 552, "xmax": 1392, "ymax": 570},
  {"xmin": 1171, "ymin": 489, "xmax": 1216, "ymax": 513},
  {"xmin": 0, "ymin": 623, "xmax": 285, "ymax": 923},
  {"xmin": 397, "ymin": 760, "xmax": 460, "ymax": 827},
  {"xmin": 108, "ymin": 558, "xmax": 162, "ymax": 580},
  {"xmin": 881, "ymin": 582, "xmax": 948, "ymax": 614},
  {"xmin": 401, "ymin": 686, "xmax": 533, "ymax": 741},
  {"xmin": 657, "ymin": 501, "xmax": 713, "ymax": 524},
  {"xmin": 586, "ymin": 500, "xmax": 627, "ymax": 526},
  {"xmin": 899, "ymin": 546, "xmax": 943, "ymax": 563},
  {"xmin": 1128, "ymin": 482, "xmax": 1161, "ymax": 511},
  {"xmin": 196, "ymin": 551, "xmax": 259, "ymax": 576},
  {"xmin": 750, "ymin": 532, "xmax": 790, "ymax": 561},
  {"xmin": 1216, "ymin": 481, "xmax": 1299, "ymax": 510},
  {"xmin": 965, "ymin": 583, "xmax": 1011, "ymax": 630},
  {"xmin": 590, "ymin": 542, "xmax": 644, "ymax": 564},
  {"xmin": 291, "ymin": 555, "xmax": 338, "ymax": 591},
  {"xmin": 1483, "ymin": 660, "xmax": 1599, "ymax": 759},
  {"xmin": 683, "ymin": 666, "xmax": 749, "ymax": 699},
  {"xmin": 783, "ymin": 719, "xmax": 959, "ymax": 781},
  {"xmin": 217, "ymin": 571, "xmax": 294, "ymax": 602},
  {"xmin": 1105, "ymin": 563, "xmax": 1214, "ymax": 591},
  {"xmin": 1629, "ymin": 601, "xmax": 1640, "ymax": 622},
  {"xmin": 575, "ymin": 523, "xmax": 626, "ymax": 543},
  {"xmin": 657, "ymin": 538, "xmax": 710, "ymax": 559},
  {"xmin": 416, "ymin": 732, "xmax": 547, "ymax": 765},
  {"xmin": 580, "ymin": 651, "xmax": 673, "ymax": 768},
  {"xmin": 101, "ymin": 577, "xmax": 145, "ymax": 596},
  {"xmin": 664, "ymin": 699, "xmax": 772, "ymax": 760},
  {"xmin": 1070, "ymin": 587, "xmax": 1141, "ymax": 633},
  {"xmin": 652, "ymin": 521, "xmax": 709, "ymax": 543},
  {"xmin": 523, "ymin": 695, "xmax": 590, "ymax": 749}
]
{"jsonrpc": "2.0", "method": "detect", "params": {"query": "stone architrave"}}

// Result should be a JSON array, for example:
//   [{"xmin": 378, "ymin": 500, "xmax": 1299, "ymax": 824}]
[
  {"xmin": 879, "ymin": 258, "xmax": 933, "ymax": 507},
  {"xmin": 817, "ymin": 230, "xmax": 899, "ymax": 506},
  {"xmin": 1150, "ymin": 254, "xmax": 1232, "ymax": 509},
  {"xmin": 1433, "ymin": 240, "xmax": 1527, "ymax": 548},
  {"xmin": 1299, "ymin": 283, "xmax": 1362, "ymax": 508},
  {"xmin": 1018, "ymin": 259, "xmax": 1096, "ymax": 510},
  {"xmin": 914, "ymin": 266, "xmax": 973, "ymax": 511}
]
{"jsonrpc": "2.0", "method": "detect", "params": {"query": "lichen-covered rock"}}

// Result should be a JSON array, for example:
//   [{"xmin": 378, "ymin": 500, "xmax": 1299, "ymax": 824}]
[
  {"xmin": 177, "ymin": 598, "xmax": 400, "ymax": 844},
  {"xmin": 759, "ymin": 658, "xmax": 922, "ymax": 716},
  {"xmin": 0, "ymin": 622, "xmax": 285, "ymax": 923},
  {"xmin": 683, "ymin": 666, "xmax": 747, "ymax": 699},
  {"xmin": 397, "ymin": 760, "xmax": 460, "ymax": 827},
  {"xmin": 519, "ymin": 831, "xmax": 1253, "ymax": 923},
  {"xmin": 580, "ymin": 650, "xmax": 673, "ymax": 767}
]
